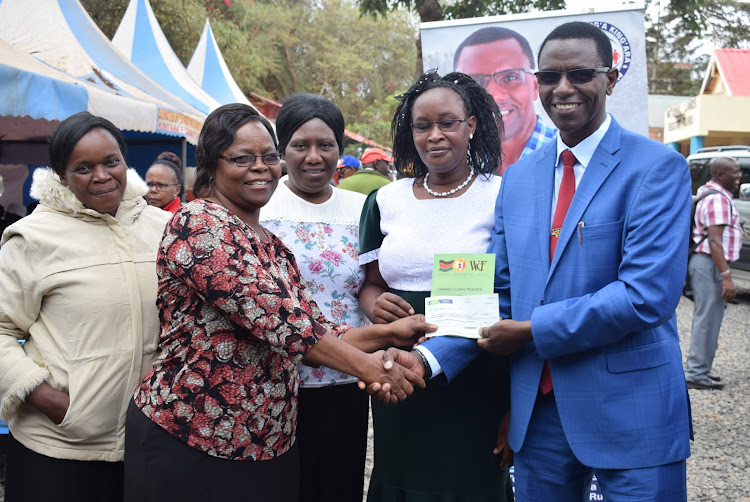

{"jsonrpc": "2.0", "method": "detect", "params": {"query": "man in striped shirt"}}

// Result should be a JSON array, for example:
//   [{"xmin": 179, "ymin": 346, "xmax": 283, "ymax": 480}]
[{"xmin": 686, "ymin": 156, "xmax": 742, "ymax": 390}]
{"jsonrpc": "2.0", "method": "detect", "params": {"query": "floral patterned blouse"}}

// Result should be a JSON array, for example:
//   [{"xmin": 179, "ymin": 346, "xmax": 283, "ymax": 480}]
[
  {"xmin": 261, "ymin": 180, "xmax": 368, "ymax": 387},
  {"xmin": 133, "ymin": 199, "xmax": 350, "ymax": 461}
]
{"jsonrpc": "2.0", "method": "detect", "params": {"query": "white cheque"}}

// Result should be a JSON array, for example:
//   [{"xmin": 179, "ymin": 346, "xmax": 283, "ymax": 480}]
[{"xmin": 424, "ymin": 293, "xmax": 500, "ymax": 339}]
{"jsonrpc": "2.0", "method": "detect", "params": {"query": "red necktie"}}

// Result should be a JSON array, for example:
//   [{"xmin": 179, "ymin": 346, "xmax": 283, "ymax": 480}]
[{"xmin": 540, "ymin": 149, "xmax": 577, "ymax": 395}]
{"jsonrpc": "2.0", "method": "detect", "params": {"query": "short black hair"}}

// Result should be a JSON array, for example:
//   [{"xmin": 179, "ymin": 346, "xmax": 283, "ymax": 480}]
[
  {"xmin": 391, "ymin": 69, "xmax": 503, "ymax": 179},
  {"xmin": 538, "ymin": 22, "xmax": 613, "ymax": 69},
  {"xmin": 276, "ymin": 94, "xmax": 345, "ymax": 156},
  {"xmin": 454, "ymin": 27, "xmax": 536, "ymax": 70},
  {"xmin": 49, "ymin": 112, "xmax": 127, "ymax": 176},
  {"xmin": 194, "ymin": 103, "xmax": 276, "ymax": 198}
]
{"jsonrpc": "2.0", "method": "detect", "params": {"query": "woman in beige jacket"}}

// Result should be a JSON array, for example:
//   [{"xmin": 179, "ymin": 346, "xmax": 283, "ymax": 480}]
[{"xmin": 0, "ymin": 112, "xmax": 170, "ymax": 501}]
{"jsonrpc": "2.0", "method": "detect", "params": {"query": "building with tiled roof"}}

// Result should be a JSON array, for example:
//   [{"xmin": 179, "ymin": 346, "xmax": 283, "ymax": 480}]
[{"xmin": 664, "ymin": 48, "xmax": 750, "ymax": 154}]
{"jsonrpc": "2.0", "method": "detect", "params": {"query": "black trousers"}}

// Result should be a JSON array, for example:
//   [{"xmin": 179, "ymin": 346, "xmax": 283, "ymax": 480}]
[
  {"xmin": 124, "ymin": 400, "xmax": 299, "ymax": 502},
  {"xmin": 297, "ymin": 383, "xmax": 369, "ymax": 502},
  {"xmin": 5, "ymin": 433, "xmax": 123, "ymax": 502}
]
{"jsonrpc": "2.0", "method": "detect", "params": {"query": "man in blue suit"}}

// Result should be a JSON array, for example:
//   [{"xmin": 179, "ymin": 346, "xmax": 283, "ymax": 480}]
[{"xmin": 392, "ymin": 21, "xmax": 693, "ymax": 501}]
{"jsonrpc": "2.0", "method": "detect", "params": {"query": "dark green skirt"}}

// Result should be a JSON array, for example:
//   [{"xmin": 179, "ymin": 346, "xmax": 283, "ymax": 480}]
[{"xmin": 367, "ymin": 290, "xmax": 513, "ymax": 502}]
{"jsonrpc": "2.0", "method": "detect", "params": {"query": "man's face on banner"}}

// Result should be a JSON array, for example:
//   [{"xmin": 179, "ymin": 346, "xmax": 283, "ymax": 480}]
[{"xmin": 455, "ymin": 38, "xmax": 539, "ymax": 143}]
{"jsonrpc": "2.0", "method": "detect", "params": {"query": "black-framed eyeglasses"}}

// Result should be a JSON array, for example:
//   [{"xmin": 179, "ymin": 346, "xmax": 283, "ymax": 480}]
[
  {"xmin": 468, "ymin": 68, "xmax": 534, "ymax": 89},
  {"xmin": 219, "ymin": 153, "xmax": 282, "ymax": 167},
  {"xmin": 534, "ymin": 67, "xmax": 611, "ymax": 86},
  {"xmin": 410, "ymin": 118, "xmax": 469, "ymax": 134},
  {"xmin": 146, "ymin": 182, "xmax": 180, "ymax": 192}
]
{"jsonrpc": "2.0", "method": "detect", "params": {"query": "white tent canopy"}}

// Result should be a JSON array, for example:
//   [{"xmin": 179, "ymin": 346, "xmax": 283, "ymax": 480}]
[
  {"xmin": 187, "ymin": 19, "xmax": 251, "ymax": 106},
  {"xmin": 0, "ymin": 0, "xmax": 205, "ymax": 143},
  {"xmin": 0, "ymin": 38, "xmax": 183, "ymax": 141},
  {"xmin": 112, "ymin": 0, "xmax": 222, "ymax": 116}
]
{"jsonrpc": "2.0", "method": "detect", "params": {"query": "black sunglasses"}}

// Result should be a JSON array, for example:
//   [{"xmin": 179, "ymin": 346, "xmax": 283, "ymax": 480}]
[{"xmin": 534, "ymin": 67, "xmax": 611, "ymax": 86}]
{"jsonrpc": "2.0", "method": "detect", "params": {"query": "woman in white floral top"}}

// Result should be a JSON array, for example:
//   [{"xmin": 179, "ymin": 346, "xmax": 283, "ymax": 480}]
[{"xmin": 261, "ymin": 94, "xmax": 375, "ymax": 502}]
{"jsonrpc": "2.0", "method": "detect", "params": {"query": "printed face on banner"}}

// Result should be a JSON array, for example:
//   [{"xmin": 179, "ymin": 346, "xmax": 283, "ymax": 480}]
[
  {"xmin": 455, "ymin": 37, "xmax": 539, "ymax": 144},
  {"xmin": 421, "ymin": 8, "xmax": 647, "ymax": 137}
]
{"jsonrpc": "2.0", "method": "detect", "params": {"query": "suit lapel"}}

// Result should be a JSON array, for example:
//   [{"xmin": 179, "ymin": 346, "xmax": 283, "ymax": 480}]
[
  {"xmin": 548, "ymin": 119, "xmax": 624, "ymax": 278},
  {"xmin": 534, "ymin": 140, "xmax": 557, "ymax": 272}
]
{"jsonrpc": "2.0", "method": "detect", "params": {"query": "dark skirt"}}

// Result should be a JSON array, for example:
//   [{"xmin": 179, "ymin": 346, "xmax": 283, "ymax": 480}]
[
  {"xmin": 5, "ymin": 433, "xmax": 123, "ymax": 502},
  {"xmin": 367, "ymin": 289, "xmax": 513, "ymax": 502},
  {"xmin": 297, "ymin": 382, "xmax": 369, "ymax": 502},
  {"xmin": 124, "ymin": 400, "xmax": 300, "ymax": 502}
]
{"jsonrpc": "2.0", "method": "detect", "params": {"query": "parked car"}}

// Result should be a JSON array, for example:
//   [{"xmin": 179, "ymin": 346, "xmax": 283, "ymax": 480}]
[{"xmin": 687, "ymin": 146, "xmax": 750, "ymax": 281}]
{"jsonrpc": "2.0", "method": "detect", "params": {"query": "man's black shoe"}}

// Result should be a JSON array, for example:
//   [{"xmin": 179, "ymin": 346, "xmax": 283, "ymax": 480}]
[
  {"xmin": 687, "ymin": 378, "xmax": 725, "ymax": 390},
  {"xmin": 708, "ymin": 374, "xmax": 722, "ymax": 382}
]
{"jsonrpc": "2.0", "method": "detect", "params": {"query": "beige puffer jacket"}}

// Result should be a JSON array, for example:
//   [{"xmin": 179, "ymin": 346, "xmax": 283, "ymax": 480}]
[{"xmin": 0, "ymin": 168, "xmax": 170, "ymax": 461}]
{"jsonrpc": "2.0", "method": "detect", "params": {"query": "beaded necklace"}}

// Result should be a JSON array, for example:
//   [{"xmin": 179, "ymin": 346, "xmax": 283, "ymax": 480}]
[{"xmin": 423, "ymin": 167, "xmax": 475, "ymax": 197}]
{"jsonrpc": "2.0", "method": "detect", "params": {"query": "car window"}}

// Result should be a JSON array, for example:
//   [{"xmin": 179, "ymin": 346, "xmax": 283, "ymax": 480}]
[{"xmin": 689, "ymin": 159, "xmax": 711, "ymax": 195}]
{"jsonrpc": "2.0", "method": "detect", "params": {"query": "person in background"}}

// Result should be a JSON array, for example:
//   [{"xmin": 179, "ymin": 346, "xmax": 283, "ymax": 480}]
[
  {"xmin": 0, "ymin": 206, "xmax": 21, "ymax": 237},
  {"xmin": 436, "ymin": 22, "xmax": 691, "ymax": 501},
  {"xmin": 454, "ymin": 26, "xmax": 556, "ymax": 175},
  {"xmin": 685, "ymin": 156, "xmax": 742, "ymax": 390},
  {"xmin": 124, "ymin": 103, "xmax": 433, "ymax": 502},
  {"xmin": 261, "ymin": 94, "xmax": 371, "ymax": 502},
  {"xmin": 5, "ymin": 203, "xmax": 26, "ymax": 219},
  {"xmin": 359, "ymin": 69, "xmax": 513, "ymax": 501},
  {"xmin": 331, "ymin": 155, "xmax": 357, "ymax": 185},
  {"xmin": 144, "ymin": 151, "xmax": 182, "ymax": 213},
  {"xmin": 337, "ymin": 148, "xmax": 393, "ymax": 195},
  {"xmin": 335, "ymin": 154, "xmax": 360, "ymax": 180},
  {"xmin": 0, "ymin": 111, "xmax": 170, "ymax": 502}
]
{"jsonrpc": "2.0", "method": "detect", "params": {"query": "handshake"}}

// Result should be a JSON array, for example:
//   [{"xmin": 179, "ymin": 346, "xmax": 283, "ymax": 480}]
[{"xmin": 356, "ymin": 348, "xmax": 430, "ymax": 404}]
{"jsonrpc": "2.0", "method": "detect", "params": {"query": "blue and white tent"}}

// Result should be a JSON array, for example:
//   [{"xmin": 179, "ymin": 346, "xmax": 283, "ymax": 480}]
[
  {"xmin": 0, "ymin": 38, "xmax": 187, "ymax": 140},
  {"xmin": 187, "ymin": 20, "xmax": 251, "ymax": 106},
  {"xmin": 112, "ymin": 0, "xmax": 222, "ymax": 116},
  {"xmin": 0, "ymin": 0, "xmax": 205, "ymax": 143}
]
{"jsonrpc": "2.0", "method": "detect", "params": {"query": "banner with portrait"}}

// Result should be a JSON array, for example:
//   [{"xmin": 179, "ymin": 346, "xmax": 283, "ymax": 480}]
[{"xmin": 420, "ymin": 6, "xmax": 648, "ymax": 137}]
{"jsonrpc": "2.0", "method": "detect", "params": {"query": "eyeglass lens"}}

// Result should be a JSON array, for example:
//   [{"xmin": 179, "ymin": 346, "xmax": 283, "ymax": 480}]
[
  {"xmin": 224, "ymin": 153, "xmax": 281, "ymax": 167},
  {"xmin": 469, "ymin": 69, "xmax": 529, "ymax": 89},
  {"xmin": 411, "ymin": 119, "xmax": 466, "ymax": 134},
  {"xmin": 147, "ymin": 182, "xmax": 175, "ymax": 191}
]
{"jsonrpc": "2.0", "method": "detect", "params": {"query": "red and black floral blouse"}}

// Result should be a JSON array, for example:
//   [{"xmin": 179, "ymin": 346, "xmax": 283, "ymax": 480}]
[{"xmin": 133, "ymin": 199, "xmax": 350, "ymax": 461}]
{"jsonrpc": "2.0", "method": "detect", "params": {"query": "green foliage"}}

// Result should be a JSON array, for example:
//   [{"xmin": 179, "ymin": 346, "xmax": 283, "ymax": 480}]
[
  {"xmin": 645, "ymin": 0, "xmax": 750, "ymax": 96},
  {"xmin": 443, "ymin": 0, "xmax": 565, "ymax": 20},
  {"xmin": 81, "ymin": 0, "xmax": 417, "ymax": 149},
  {"xmin": 359, "ymin": 0, "xmax": 566, "ymax": 22},
  {"xmin": 347, "ymin": 94, "xmax": 402, "ymax": 152}
]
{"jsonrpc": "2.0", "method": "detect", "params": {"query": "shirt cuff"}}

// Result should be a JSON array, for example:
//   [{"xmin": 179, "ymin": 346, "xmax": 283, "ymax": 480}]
[{"xmin": 413, "ymin": 345, "xmax": 443, "ymax": 378}]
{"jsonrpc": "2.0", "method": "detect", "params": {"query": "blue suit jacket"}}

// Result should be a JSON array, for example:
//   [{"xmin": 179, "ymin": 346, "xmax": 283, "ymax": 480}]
[{"xmin": 422, "ymin": 118, "xmax": 693, "ymax": 469}]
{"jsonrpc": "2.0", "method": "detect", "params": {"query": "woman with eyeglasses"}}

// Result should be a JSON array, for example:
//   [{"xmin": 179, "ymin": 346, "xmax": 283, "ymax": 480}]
[
  {"xmin": 124, "ymin": 103, "xmax": 434, "ymax": 502},
  {"xmin": 144, "ymin": 151, "xmax": 183, "ymax": 213},
  {"xmin": 359, "ymin": 70, "xmax": 514, "ymax": 501}
]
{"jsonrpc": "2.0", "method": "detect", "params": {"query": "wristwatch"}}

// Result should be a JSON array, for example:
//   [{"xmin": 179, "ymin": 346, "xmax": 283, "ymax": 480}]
[
  {"xmin": 411, "ymin": 349, "xmax": 432, "ymax": 380},
  {"xmin": 721, "ymin": 269, "xmax": 732, "ymax": 277}
]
